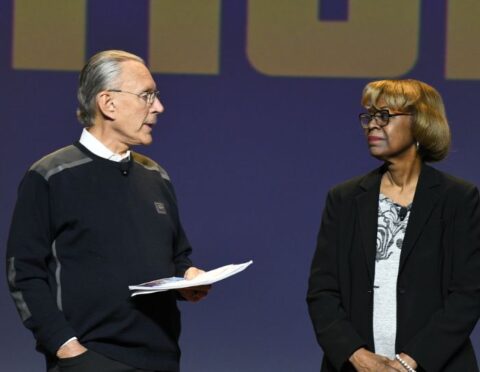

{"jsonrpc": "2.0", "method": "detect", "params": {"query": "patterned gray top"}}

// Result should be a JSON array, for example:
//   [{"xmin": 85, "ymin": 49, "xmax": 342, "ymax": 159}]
[{"xmin": 373, "ymin": 194, "xmax": 412, "ymax": 358}]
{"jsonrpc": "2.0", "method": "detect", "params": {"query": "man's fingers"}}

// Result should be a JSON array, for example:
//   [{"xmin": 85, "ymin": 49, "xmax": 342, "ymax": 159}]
[
  {"xmin": 177, "ymin": 286, "xmax": 210, "ymax": 302},
  {"xmin": 184, "ymin": 267, "xmax": 205, "ymax": 280},
  {"xmin": 192, "ymin": 285, "xmax": 211, "ymax": 292}
]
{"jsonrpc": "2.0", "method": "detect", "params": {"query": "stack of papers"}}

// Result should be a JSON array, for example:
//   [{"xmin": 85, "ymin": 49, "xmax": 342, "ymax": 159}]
[{"xmin": 129, "ymin": 260, "xmax": 253, "ymax": 297}]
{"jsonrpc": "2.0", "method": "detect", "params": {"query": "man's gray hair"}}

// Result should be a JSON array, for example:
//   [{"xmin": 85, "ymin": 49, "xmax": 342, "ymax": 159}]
[{"xmin": 77, "ymin": 50, "xmax": 144, "ymax": 127}]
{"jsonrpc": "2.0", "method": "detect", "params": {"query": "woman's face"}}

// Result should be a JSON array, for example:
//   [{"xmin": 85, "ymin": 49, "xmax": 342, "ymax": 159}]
[{"xmin": 363, "ymin": 99, "xmax": 416, "ymax": 162}]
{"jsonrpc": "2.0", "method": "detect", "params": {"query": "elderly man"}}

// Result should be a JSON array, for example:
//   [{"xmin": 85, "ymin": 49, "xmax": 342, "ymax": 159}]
[{"xmin": 7, "ymin": 50, "xmax": 209, "ymax": 372}]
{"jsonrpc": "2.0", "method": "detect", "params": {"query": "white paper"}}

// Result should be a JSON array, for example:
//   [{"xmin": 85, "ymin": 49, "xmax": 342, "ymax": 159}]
[{"xmin": 129, "ymin": 260, "xmax": 253, "ymax": 297}]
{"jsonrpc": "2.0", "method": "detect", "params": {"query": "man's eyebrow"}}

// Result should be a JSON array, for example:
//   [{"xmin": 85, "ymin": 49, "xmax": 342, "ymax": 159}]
[{"xmin": 139, "ymin": 89, "xmax": 156, "ymax": 94}]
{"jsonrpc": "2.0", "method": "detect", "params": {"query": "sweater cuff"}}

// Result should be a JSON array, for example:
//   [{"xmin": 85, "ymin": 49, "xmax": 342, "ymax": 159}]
[
  {"xmin": 59, "ymin": 337, "xmax": 78, "ymax": 349},
  {"xmin": 42, "ymin": 326, "xmax": 77, "ymax": 356},
  {"xmin": 175, "ymin": 264, "xmax": 191, "ymax": 277}
]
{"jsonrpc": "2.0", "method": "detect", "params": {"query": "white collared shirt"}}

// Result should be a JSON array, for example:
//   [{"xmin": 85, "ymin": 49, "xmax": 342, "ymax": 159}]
[{"xmin": 79, "ymin": 129, "xmax": 130, "ymax": 162}]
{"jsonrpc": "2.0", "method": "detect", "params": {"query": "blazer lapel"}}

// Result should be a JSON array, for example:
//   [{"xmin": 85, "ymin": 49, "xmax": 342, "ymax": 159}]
[
  {"xmin": 399, "ymin": 164, "xmax": 442, "ymax": 273},
  {"xmin": 355, "ymin": 167, "xmax": 383, "ymax": 282}
]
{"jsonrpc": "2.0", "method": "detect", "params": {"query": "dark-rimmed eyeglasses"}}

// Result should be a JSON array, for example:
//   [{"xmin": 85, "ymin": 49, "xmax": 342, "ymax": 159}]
[
  {"xmin": 108, "ymin": 89, "xmax": 160, "ymax": 105},
  {"xmin": 359, "ymin": 110, "xmax": 412, "ymax": 129}
]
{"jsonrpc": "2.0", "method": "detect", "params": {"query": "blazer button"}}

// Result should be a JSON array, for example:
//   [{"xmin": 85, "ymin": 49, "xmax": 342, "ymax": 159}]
[{"xmin": 399, "ymin": 288, "xmax": 406, "ymax": 294}]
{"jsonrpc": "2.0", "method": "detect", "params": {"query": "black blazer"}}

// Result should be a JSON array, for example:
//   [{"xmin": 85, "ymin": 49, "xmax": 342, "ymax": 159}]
[{"xmin": 307, "ymin": 164, "xmax": 480, "ymax": 372}]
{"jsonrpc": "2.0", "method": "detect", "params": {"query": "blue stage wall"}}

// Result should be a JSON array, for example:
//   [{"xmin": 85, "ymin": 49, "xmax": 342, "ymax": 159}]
[{"xmin": 1, "ymin": 1, "xmax": 479, "ymax": 371}]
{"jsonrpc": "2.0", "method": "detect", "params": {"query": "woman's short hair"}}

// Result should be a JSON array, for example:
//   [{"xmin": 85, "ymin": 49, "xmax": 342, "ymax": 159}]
[
  {"xmin": 361, "ymin": 79, "xmax": 451, "ymax": 162},
  {"xmin": 77, "ymin": 50, "xmax": 144, "ymax": 127}
]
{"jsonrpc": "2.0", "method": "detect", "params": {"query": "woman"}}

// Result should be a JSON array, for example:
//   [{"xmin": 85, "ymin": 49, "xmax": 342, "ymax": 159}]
[{"xmin": 307, "ymin": 79, "xmax": 480, "ymax": 372}]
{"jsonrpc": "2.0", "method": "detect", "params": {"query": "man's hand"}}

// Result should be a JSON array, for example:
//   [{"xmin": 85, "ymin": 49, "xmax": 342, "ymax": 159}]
[
  {"xmin": 349, "ymin": 348, "xmax": 402, "ymax": 372},
  {"xmin": 183, "ymin": 267, "xmax": 205, "ymax": 280},
  {"xmin": 56, "ymin": 339, "xmax": 87, "ymax": 359},
  {"xmin": 177, "ymin": 267, "xmax": 211, "ymax": 302},
  {"xmin": 387, "ymin": 353, "xmax": 418, "ymax": 371}
]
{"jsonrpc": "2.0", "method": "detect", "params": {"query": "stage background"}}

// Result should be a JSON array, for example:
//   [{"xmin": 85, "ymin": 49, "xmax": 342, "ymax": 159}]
[{"xmin": 1, "ymin": 1, "xmax": 479, "ymax": 371}]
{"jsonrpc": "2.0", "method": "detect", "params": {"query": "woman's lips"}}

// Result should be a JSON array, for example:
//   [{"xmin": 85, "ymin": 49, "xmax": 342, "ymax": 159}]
[{"xmin": 368, "ymin": 136, "xmax": 384, "ymax": 142}]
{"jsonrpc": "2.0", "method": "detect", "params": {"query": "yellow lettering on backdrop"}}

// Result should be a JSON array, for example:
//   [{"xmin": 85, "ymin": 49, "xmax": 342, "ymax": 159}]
[
  {"xmin": 446, "ymin": 0, "xmax": 480, "ymax": 79},
  {"xmin": 149, "ymin": 0, "xmax": 221, "ymax": 74},
  {"xmin": 246, "ymin": 0, "xmax": 420, "ymax": 77},
  {"xmin": 13, "ymin": 0, "xmax": 86, "ymax": 70}
]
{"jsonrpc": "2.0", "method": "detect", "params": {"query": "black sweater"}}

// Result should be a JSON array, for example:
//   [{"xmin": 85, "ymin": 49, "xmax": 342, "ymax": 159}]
[{"xmin": 7, "ymin": 142, "xmax": 192, "ymax": 371}]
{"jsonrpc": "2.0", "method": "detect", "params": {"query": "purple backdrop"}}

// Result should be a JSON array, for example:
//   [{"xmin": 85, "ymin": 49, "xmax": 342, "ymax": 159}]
[{"xmin": 1, "ymin": 1, "xmax": 479, "ymax": 371}]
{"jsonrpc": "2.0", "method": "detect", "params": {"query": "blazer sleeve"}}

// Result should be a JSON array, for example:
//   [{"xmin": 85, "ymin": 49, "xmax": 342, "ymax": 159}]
[
  {"xmin": 402, "ymin": 184, "xmax": 480, "ymax": 370},
  {"xmin": 307, "ymin": 189, "xmax": 366, "ymax": 370}
]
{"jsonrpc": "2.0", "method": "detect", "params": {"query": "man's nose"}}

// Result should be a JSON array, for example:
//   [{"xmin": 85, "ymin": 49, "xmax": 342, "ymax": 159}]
[{"xmin": 151, "ymin": 97, "xmax": 165, "ymax": 113}]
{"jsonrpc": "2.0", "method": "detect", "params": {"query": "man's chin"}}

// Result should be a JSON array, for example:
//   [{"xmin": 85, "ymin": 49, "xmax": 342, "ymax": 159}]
[{"xmin": 142, "ymin": 135, "xmax": 153, "ymax": 146}]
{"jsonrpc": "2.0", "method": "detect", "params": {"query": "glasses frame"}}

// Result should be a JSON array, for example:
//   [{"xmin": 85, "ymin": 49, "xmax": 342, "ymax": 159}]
[
  {"xmin": 359, "ymin": 109, "xmax": 412, "ymax": 129},
  {"xmin": 107, "ymin": 89, "xmax": 160, "ymax": 105}
]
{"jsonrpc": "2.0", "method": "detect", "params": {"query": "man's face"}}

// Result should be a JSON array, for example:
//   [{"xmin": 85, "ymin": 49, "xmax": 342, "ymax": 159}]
[{"xmin": 108, "ymin": 60, "xmax": 164, "ymax": 149}]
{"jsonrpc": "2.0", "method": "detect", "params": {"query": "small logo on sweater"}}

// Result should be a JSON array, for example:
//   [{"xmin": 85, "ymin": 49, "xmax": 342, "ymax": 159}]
[{"xmin": 154, "ymin": 202, "xmax": 166, "ymax": 214}]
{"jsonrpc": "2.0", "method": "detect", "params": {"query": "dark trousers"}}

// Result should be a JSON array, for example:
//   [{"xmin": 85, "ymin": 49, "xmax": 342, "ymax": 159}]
[{"xmin": 48, "ymin": 350, "xmax": 165, "ymax": 372}]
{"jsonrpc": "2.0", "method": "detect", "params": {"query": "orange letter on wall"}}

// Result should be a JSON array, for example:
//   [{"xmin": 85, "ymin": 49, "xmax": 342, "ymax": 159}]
[
  {"xmin": 149, "ymin": 0, "xmax": 221, "ymax": 74},
  {"xmin": 13, "ymin": 0, "xmax": 86, "ymax": 70},
  {"xmin": 247, "ymin": 0, "xmax": 420, "ymax": 78}
]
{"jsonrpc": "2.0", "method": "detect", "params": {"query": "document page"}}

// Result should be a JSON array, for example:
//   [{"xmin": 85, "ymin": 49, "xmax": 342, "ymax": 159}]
[{"xmin": 129, "ymin": 260, "xmax": 253, "ymax": 297}]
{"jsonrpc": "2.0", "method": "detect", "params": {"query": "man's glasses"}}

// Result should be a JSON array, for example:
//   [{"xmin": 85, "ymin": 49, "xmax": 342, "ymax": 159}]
[
  {"xmin": 359, "ymin": 110, "xmax": 412, "ymax": 129},
  {"xmin": 108, "ymin": 89, "xmax": 160, "ymax": 105}
]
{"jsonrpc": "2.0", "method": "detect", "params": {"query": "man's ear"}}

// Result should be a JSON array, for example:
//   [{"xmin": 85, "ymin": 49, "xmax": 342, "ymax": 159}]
[{"xmin": 96, "ymin": 91, "xmax": 116, "ymax": 121}]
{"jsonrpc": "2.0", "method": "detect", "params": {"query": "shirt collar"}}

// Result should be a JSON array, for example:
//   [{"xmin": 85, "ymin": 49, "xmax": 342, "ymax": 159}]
[{"xmin": 79, "ymin": 129, "xmax": 130, "ymax": 162}]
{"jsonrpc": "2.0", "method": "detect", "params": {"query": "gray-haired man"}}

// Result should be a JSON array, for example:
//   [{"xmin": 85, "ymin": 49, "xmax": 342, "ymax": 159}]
[{"xmin": 7, "ymin": 50, "xmax": 209, "ymax": 372}]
